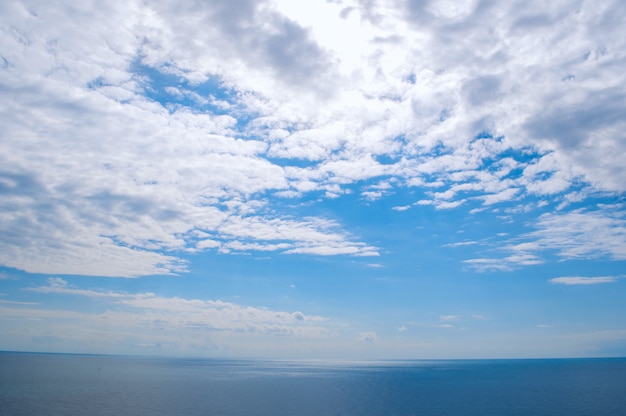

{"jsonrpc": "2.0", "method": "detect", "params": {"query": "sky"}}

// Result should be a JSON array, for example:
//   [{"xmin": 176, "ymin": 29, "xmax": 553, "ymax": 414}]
[{"xmin": 1, "ymin": 0, "xmax": 625, "ymax": 360}]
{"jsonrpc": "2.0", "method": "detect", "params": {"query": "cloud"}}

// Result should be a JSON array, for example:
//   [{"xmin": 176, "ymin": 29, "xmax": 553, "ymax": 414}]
[
  {"xmin": 27, "ymin": 277, "xmax": 130, "ymax": 298},
  {"xmin": 443, "ymin": 241, "xmax": 479, "ymax": 248},
  {"xmin": 24, "ymin": 278, "xmax": 330, "ymax": 338},
  {"xmin": 549, "ymin": 276, "xmax": 620, "ymax": 285},
  {"xmin": 0, "ymin": 299, "xmax": 39, "ymax": 306},
  {"xmin": 154, "ymin": 0, "xmax": 336, "ymax": 92},
  {"xmin": 463, "ymin": 258, "xmax": 513, "ymax": 272},
  {"xmin": 216, "ymin": 215, "xmax": 379, "ymax": 256},
  {"xmin": 439, "ymin": 315, "xmax": 460, "ymax": 321},
  {"xmin": 463, "ymin": 253, "xmax": 541, "ymax": 272},
  {"xmin": 462, "ymin": 75, "xmax": 503, "ymax": 107},
  {"xmin": 357, "ymin": 331, "xmax": 377, "ymax": 342},
  {"xmin": 465, "ymin": 205, "xmax": 626, "ymax": 271},
  {"xmin": 0, "ymin": 1, "xmax": 379, "ymax": 278},
  {"xmin": 0, "ymin": 271, "xmax": 14, "ymax": 280},
  {"xmin": 523, "ymin": 89, "xmax": 626, "ymax": 192},
  {"xmin": 511, "ymin": 206, "xmax": 626, "ymax": 261},
  {"xmin": 2, "ymin": 0, "xmax": 626, "ymax": 279}
]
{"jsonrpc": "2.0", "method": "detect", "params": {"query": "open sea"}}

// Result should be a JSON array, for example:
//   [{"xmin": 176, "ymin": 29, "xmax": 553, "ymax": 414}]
[{"xmin": 1, "ymin": 352, "xmax": 625, "ymax": 415}]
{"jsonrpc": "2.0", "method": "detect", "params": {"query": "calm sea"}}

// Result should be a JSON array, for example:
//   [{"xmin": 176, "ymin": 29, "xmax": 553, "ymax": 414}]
[{"xmin": 1, "ymin": 352, "xmax": 625, "ymax": 415}]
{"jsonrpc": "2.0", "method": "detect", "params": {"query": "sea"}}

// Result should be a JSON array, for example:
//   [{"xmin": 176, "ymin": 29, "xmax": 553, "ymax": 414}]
[{"xmin": 1, "ymin": 352, "xmax": 625, "ymax": 416}]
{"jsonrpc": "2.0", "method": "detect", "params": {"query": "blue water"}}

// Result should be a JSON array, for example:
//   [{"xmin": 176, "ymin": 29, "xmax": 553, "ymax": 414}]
[{"xmin": 1, "ymin": 352, "xmax": 625, "ymax": 415}]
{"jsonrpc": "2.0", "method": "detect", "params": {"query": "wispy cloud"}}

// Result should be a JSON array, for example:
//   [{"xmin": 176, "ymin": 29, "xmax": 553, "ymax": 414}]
[
  {"xmin": 0, "ymin": 299, "xmax": 39, "ymax": 306},
  {"xmin": 463, "ymin": 258, "xmax": 514, "ymax": 272},
  {"xmin": 505, "ymin": 207, "xmax": 626, "ymax": 263},
  {"xmin": 444, "ymin": 241, "xmax": 479, "ymax": 248},
  {"xmin": 24, "ymin": 278, "xmax": 330, "ymax": 338},
  {"xmin": 357, "ymin": 332, "xmax": 377, "ymax": 342},
  {"xmin": 549, "ymin": 276, "xmax": 620, "ymax": 285},
  {"xmin": 465, "ymin": 205, "xmax": 626, "ymax": 271}
]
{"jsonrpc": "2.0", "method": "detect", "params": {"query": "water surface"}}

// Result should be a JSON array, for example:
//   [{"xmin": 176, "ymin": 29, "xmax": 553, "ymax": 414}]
[{"xmin": 1, "ymin": 352, "xmax": 625, "ymax": 415}]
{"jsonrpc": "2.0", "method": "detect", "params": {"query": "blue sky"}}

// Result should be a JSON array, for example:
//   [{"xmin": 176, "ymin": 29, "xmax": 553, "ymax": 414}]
[{"xmin": 1, "ymin": 0, "xmax": 625, "ymax": 359}]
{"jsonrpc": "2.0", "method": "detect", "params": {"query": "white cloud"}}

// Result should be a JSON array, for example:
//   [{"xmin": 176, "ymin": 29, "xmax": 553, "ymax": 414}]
[
  {"xmin": 0, "ymin": 299, "xmax": 39, "ymax": 305},
  {"xmin": 549, "ymin": 276, "xmax": 620, "ymax": 285},
  {"xmin": 444, "ymin": 241, "xmax": 479, "ymax": 248},
  {"xmin": 464, "ymin": 250, "xmax": 543, "ymax": 271},
  {"xmin": 466, "ymin": 205, "xmax": 626, "ymax": 271},
  {"xmin": 24, "ymin": 278, "xmax": 331, "ymax": 338},
  {"xmin": 481, "ymin": 188, "xmax": 521, "ymax": 206},
  {"xmin": 1, "ymin": 0, "xmax": 625, "ymax": 278},
  {"xmin": 362, "ymin": 190, "xmax": 383, "ymax": 201},
  {"xmin": 511, "ymin": 206, "xmax": 626, "ymax": 261},
  {"xmin": 463, "ymin": 258, "xmax": 512, "ymax": 272},
  {"xmin": 439, "ymin": 315, "xmax": 460, "ymax": 322}
]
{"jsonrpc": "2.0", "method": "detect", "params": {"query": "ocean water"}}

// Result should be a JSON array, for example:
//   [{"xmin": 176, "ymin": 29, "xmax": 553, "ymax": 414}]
[{"xmin": 1, "ymin": 352, "xmax": 625, "ymax": 416}]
